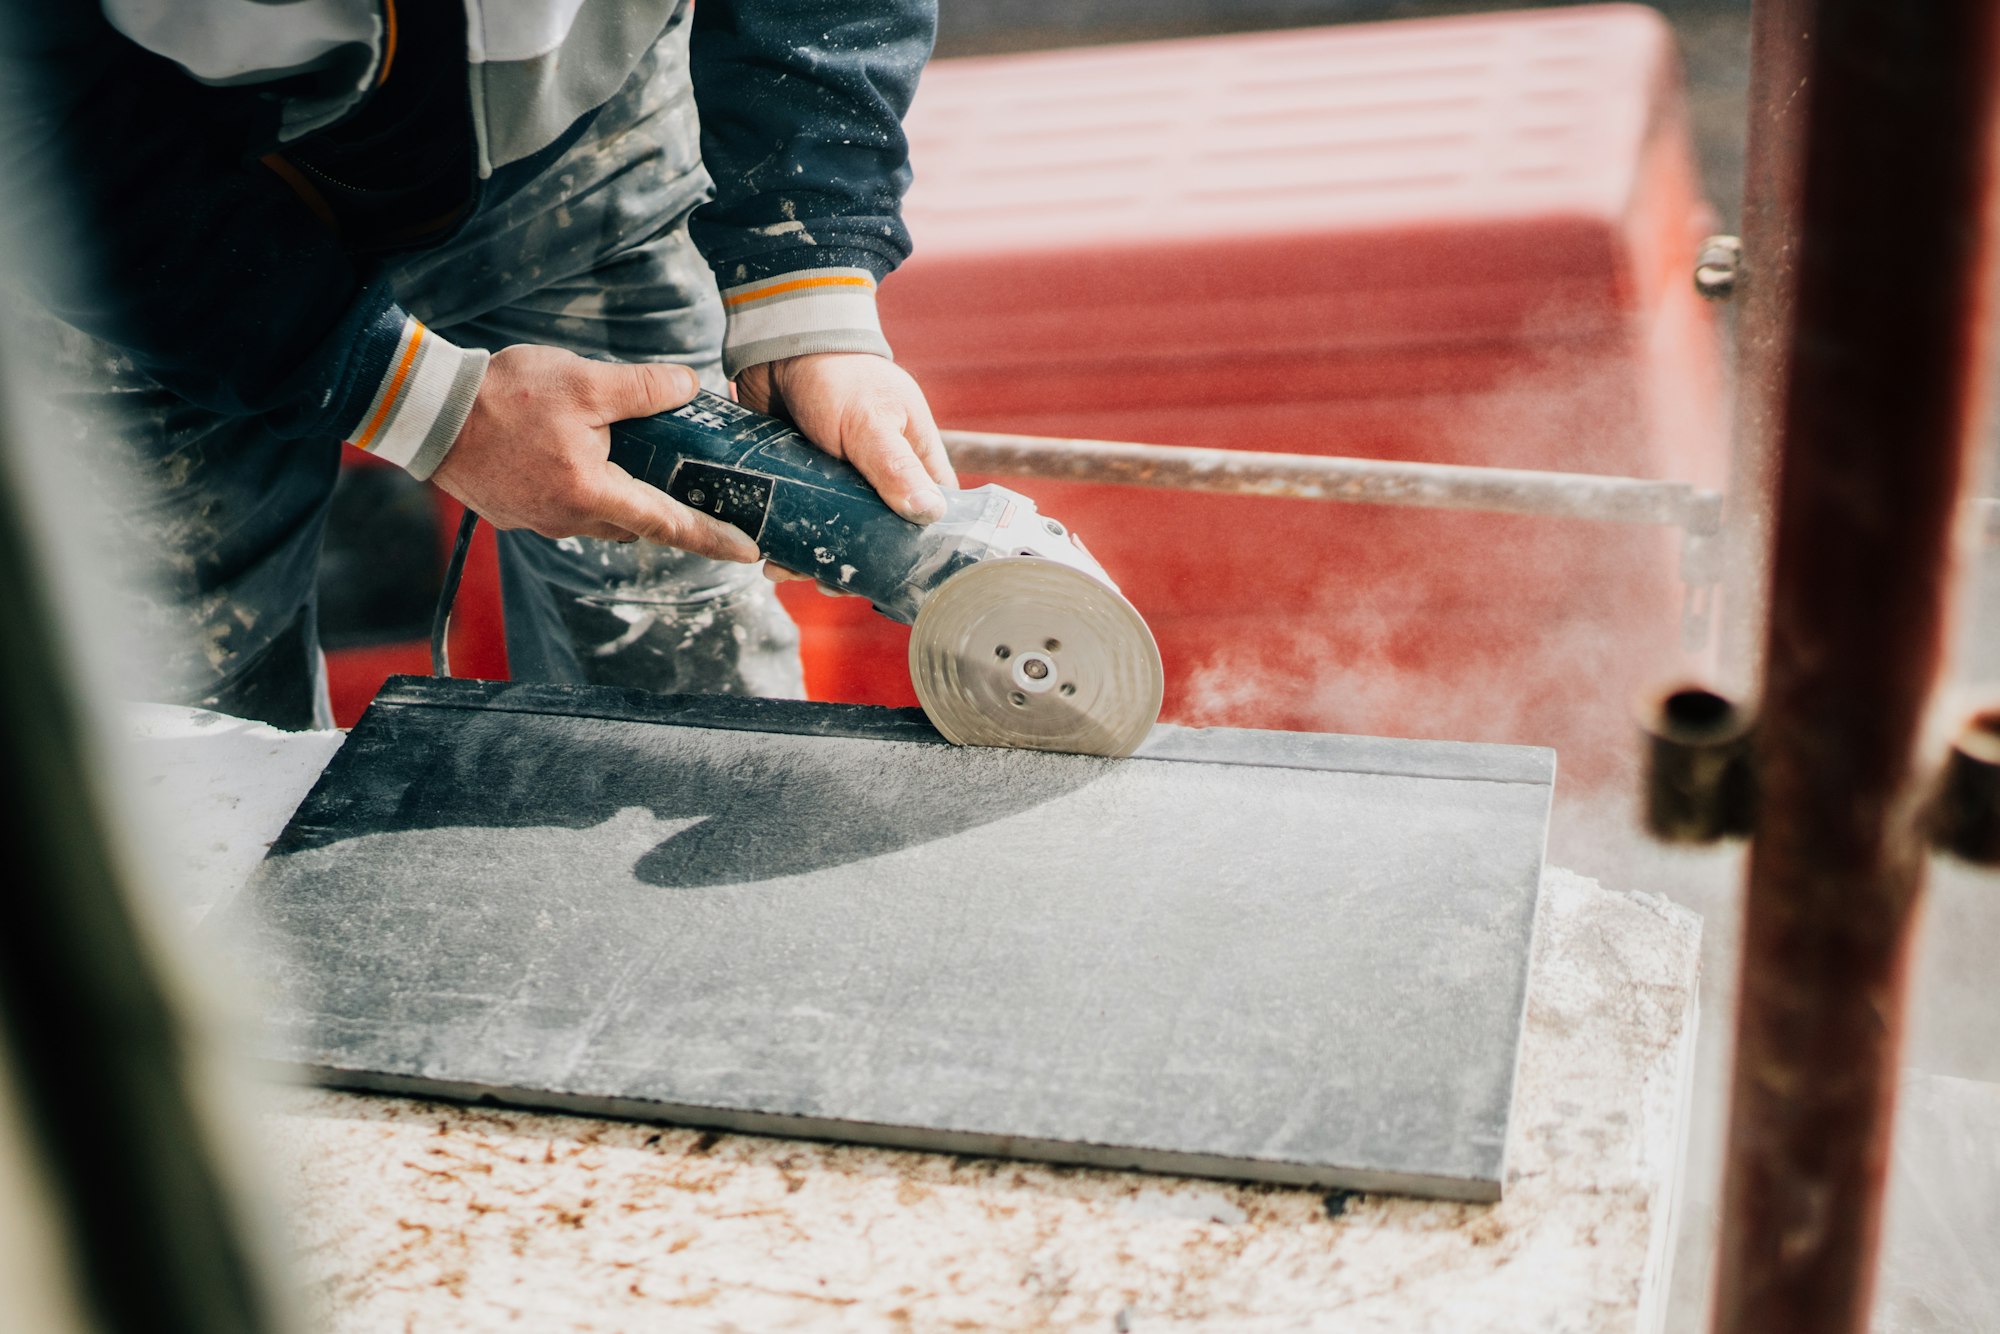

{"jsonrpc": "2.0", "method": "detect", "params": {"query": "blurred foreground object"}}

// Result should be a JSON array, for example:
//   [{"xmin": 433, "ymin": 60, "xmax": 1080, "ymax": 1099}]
[
  {"xmin": 0, "ymin": 328, "xmax": 289, "ymax": 1328},
  {"xmin": 1635, "ymin": 2, "xmax": 2000, "ymax": 1330}
]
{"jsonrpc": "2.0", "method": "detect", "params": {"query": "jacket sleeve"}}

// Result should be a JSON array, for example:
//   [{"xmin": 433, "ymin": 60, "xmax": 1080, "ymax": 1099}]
[
  {"xmin": 686, "ymin": 0, "xmax": 935, "ymax": 377},
  {"xmin": 0, "ymin": 7, "xmax": 484, "ymax": 478}
]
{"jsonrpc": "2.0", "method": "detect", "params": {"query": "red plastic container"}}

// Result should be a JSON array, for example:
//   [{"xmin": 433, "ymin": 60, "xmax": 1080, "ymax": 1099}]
[{"xmin": 780, "ymin": 4, "xmax": 1728, "ymax": 786}]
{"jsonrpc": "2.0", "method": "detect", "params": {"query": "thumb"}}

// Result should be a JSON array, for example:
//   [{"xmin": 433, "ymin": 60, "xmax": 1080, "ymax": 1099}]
[{"xmin": 581, "ymin": 359, "xmax": 703, "ymax": 425}]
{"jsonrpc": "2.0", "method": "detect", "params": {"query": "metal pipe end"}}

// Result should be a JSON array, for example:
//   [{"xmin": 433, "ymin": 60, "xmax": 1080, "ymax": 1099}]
[
  {"xmin": 1931, "ymin": 708, "xmax": 2000, "ymax": 864},
  {"xmin": 1641, "ymin": 685, "xmax": 1756, "ymax": 843}
]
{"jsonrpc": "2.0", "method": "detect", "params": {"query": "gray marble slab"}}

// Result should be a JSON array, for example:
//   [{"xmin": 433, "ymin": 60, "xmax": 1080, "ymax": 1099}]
[{"xmin": 221, "ymin": 678, "xmax": 1555, "ymax": 1201}]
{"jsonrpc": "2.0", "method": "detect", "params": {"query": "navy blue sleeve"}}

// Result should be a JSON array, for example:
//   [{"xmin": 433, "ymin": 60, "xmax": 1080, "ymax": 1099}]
[
  {"xmin": 0, "ymin": 6, "xmax": 402, "ymax": 440},
  {"xmin": 686, "ymin": 0, "xmax": 936, "ymax": 287}
]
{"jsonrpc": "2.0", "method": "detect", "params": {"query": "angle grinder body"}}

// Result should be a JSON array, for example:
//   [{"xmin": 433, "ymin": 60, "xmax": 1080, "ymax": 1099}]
[{"xmin": 607, "ymin": 392, "xmax": 1163, "ymax": 757}]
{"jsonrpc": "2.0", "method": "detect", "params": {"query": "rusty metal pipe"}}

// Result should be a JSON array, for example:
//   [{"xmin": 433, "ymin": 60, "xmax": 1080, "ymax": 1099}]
[
  {"xmin": 1716, "ymin": 0, "xmax": 1816, "ymax": 693},
  {"xmin": 1713, "ymin": 3, "xmax": 2000, "ymax": 1331},
  {"xmin": 943, "ymin": 431, "xmax": 1723, "ymax": 532}
]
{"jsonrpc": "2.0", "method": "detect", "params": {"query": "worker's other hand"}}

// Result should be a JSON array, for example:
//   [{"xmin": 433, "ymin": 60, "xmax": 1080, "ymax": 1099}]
[
  {"xmin": 433, "ymin": 345, "xmax": 761, "ymax": 563},
  {"xmin": 735, "ymin": 351, "xmax": 957, "ymax": 528}
]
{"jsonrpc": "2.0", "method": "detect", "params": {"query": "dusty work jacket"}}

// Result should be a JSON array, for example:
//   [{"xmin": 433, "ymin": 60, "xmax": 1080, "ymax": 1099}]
[{"xmin": 0, "ymin": 0, "xmax": 931, "ymax": 477}]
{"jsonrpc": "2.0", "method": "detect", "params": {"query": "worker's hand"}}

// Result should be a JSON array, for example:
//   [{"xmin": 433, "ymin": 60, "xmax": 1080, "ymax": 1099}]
[
  {"xmin": 737, "ymin": 351, "xmax": 957, "ymax": 524},
  {"xmin": 432, "ymin": 345, "xmax": 761, "ymax": 563},
  {"xmin": 737, "ymin": 351, "xmax": 956, "ymax": 585}
]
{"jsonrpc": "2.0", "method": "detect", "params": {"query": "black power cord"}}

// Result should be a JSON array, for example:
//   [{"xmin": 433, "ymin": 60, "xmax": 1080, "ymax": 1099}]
[{"xmin": 431, "ymin": 507, "xmax": 481, "ymax": 677}]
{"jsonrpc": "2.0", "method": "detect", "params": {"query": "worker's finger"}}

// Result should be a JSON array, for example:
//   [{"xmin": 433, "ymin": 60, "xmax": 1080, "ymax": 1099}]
[
  {"xmin": 591, "ymin": 463, "xmax": 760, "ymax": 562},
  {"xmin": 580, "ymin": 359, "xmax": 702, "ymax": 426},
  {"xmin": 844, "ymin": 409, "xmax": 947, "ymax": 524},
  {"xmin": 901, "ymin": 393, "xmax": 958, "ymax": 490}
]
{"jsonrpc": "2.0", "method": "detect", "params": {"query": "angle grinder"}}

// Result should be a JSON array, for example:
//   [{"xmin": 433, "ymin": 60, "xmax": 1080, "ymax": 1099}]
[{"xmin": 583, "ymin": 391, "xmax": 1163, "ymax": 758}]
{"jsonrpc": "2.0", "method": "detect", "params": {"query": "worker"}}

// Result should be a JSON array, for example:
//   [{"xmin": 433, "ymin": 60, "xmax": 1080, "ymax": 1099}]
[{"xmin": 0, "ymin": 0, "xmax": 955, "ymax": 728}]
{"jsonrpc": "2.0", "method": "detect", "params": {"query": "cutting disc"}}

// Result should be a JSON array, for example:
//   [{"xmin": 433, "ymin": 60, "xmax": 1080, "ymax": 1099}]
[{"xmin": 909, "ymin": 557, "xmax": 1164, "ymax": 758}]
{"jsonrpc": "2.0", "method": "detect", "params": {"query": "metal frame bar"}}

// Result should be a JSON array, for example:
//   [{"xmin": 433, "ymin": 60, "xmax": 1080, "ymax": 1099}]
[
  {"xmin": 947, "ymin": 428, "xmax": 2000, "ymax": 545},
  {"xmin": 941, "ymin": 434, "xmax": 1728, "ymax": 647},
  {"xmin": 1710, "ymin": 5, "xmax": 2000, "ymax": 1331},
  {"xmin": 943, "ymin": 431, "xmax": 1724, "ymax": 531}
]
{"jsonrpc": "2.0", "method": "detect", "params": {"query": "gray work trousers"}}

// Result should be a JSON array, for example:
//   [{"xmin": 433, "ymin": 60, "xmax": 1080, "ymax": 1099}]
[{"xmin": 36, "ymin": 23, "xmax": 802, "ymax": 730}]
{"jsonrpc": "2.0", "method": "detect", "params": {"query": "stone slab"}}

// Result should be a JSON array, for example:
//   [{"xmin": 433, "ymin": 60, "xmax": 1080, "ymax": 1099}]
[
  {"xmin": 257, "ymin": 867, "xmax": 1698, "ymax": 1334},
  {"xmin": 219, "ymin": 677, "xmax": 1555, "ymax": 1201},
  {"xmin": 125, "ymin": 704, "xmax": 1702, "ymax": 1332}
]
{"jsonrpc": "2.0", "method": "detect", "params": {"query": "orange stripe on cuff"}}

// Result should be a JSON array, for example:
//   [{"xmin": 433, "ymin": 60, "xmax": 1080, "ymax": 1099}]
[
  {"xmin": 377, "ymin": 0, "xmax": 399, "ymax": 85},
  {"xmin": 724, "ymin": 274, "xmax": 875, "ymax": 308},
  {"xmin": 351, "ymin": 320, "xmax": 425, "ymax": 450}
]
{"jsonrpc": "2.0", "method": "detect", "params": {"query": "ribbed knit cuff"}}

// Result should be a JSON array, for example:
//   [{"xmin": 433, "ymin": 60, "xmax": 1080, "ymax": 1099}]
[
  {"xmin": 340, "ymin": 314, "xmax": 489, "ymax": 480},
  {"xmin": 720, "ymin": 267, "xmax": 893, "ymax": 378}
]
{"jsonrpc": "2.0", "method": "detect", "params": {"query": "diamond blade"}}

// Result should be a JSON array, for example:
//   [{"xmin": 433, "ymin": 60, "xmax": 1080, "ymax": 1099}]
[{"xmin": 909, "ymin": 558, "xmax": 1164, "ymax": 758}]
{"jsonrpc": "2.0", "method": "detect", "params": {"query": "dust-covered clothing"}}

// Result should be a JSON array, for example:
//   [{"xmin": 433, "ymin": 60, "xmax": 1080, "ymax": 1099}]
[
  {"xmin": 21, "ymin": 23, "xmax": 826, "ymax": 727},
  {"xmin": 0, "ymin": 0, "xmax": 936, "ymax": 726},
  {"xmin": 1, "ymin": 0, "xmax": 932, "ymax": 476}
]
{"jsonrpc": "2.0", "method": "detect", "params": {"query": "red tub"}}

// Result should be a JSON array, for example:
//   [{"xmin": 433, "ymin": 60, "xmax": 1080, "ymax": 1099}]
[{"xmin": 781, "ymin": 4, "xmax": 1727, "ymax": 786}]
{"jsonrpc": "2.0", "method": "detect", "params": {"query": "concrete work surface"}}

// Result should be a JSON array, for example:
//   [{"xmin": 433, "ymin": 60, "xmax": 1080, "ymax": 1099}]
[
  {"xmin": 132, "ymin": 701, "xmax": 1701, "ymax": 1332},
  {"xmin": 220, "ymin": 678, "xmax": 1556, "ymax": 1201}
]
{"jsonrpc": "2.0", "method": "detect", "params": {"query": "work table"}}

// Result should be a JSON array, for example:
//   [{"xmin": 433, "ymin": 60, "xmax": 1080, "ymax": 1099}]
[{"xmin": 131, "ymin": 703, "xmax": 1700, "ymax": 1333}]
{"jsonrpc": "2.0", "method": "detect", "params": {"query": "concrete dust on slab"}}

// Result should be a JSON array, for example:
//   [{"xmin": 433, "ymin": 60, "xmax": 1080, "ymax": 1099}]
[
  {"xmin": 124, "ymin": 704, "xmax": 344, "ymax": 923},
  {"xmin": 260, "ymin": 868, "xmax": 1699, "ymax": 1334},
  {"xmin": 234, "ymin": 692, "xmax": 1555, "ymax": 1199}
]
